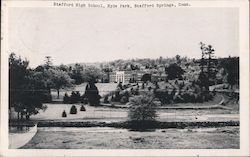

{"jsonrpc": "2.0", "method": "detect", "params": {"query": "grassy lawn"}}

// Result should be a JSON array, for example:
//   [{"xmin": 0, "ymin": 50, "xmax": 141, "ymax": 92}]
[
  {"xmin": 30, "ymin": 104, "xmax": 239, "ymax": 122},
  {"xmin": 21, "ymin": 126, "xmax": 239, "ymax": 149},
  {"xmin": 51, "ymin": 83, "xmax": 118, "ymax": 101}
]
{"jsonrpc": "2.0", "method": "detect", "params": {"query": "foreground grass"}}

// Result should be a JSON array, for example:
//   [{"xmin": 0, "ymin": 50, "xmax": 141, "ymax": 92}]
[{"xmin": 21, "ymin": 126, "xmax": 239, "ymax": 149}]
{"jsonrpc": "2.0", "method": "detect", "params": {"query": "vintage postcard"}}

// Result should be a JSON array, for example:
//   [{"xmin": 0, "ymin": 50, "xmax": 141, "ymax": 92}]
[{"xmin": 0, "ymin": 0, "xmax": 249, "ymax": 156}]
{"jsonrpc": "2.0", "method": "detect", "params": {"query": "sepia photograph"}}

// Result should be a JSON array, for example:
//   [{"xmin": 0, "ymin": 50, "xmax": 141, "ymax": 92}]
[{"xmin": 1, "ymin": 0, "xmax": 249, "ymax": 156}]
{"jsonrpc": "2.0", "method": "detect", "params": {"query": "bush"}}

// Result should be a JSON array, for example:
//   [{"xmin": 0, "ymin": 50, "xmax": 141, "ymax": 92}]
[
  {"xmin": 154, "ymin": 89, "xmax": 170, "ymax": 104},
  {"xmin": 113, "ymin": 90, "xmax": 121, "ymax": 102},
  {"xmin": 41, "ymin": 92, "xmax": 52, "ymax": 103},
  {"xmin": 80, "ymin": 105, "xmax": 86, "ymax": 111},
  {"xmin": 70, "ymin": 105, "xmax": 77, "ymax": 114},
  {"xmin": 63, "ymin": 93, "xmax": 70, "ymax": 103},
  {"xmin": 62, "ymin": 110, "xmax": 67, "ymax": 117},
  {"xmin": 70, "ymin": 91, "xmax": 81, "ymax": 103},
  {"xmin": 63, "ymin": 91, "xmax": 82, "ymax": 104},
  {"xmin": 128, "ymin": 93, "xmax": 157, "ymax": 122},
  {"xmin": 80, "ymin": 95, "xmax": 88, "ymax": 104},
  {"xmin": 104, "ymin": 95, "xmax": 109, "ymax": 103},
  {"xmin": 120, "ymin": 96, "xmax": 129, "ymax": 104}
]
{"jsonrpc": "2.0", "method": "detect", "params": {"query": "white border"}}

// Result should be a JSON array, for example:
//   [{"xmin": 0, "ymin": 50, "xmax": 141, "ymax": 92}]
[{"xmin": 1, "ymin": 0, "xmax": 249, "ymax": 156}]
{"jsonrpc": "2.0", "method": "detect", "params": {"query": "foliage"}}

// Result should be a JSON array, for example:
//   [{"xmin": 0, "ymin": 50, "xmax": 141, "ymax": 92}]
[
  {"xmin": 128, "ymin": 93, "xmax": 157, "ymax": 121},
  {"xmin": 63, "ymin": 93, "xmax": 70, "ymax": 103},
  {"xmin": 103, "ymin": 95, "xmax": 109, "ymax": 103},
  {"xmin": 9, "ymin": 53, "xmax": 49, "ymax": 120},
  {"xmin": 218, "ymin": 57, "xmax": 239, "ymax": 88},
  {"xmin": 63, "ymin": 91, "xmax": 81, "ymax": 104},
  {"xmin": 82, "ymin": 66, "xmax": 102, "ymax": 83},
  {"xmin": 62, "ymin": 110, "xmax": 67, "ymax": 117},
  {"xmin": 141, "ymin": 74, "xmax": 151, "ymax": 82},
  {"xmin": 84, "ymin": 82, "xmax": 101, "ymax": 106},
  {"xmin": 80, "ymin": 105, "xmax": 86, "ymax": 111},
  {"xmin": 49, "ymin": 68, "xmax": 73, "ymax": 99},
  {"xmin": 165, "ymin": 63, "xmax": 185, "ymax": 80},
  {"xmin": 70, "ymin": 105, "xmax": 77, "ymax": 114},
  {"xmin": 199, "ymin": 42, "xmax": 217, "ymax": 88},
  {"xmin": 70, "ymin": 91, "xmax": 81, "ymax": 103},
  {"xmin": 70, "ymin": 63, "xmax": 84, "ymax": 85}
]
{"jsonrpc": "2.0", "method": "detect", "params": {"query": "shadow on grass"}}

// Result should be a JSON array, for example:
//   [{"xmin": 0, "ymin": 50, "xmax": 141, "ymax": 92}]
[{"xmin": 126, "ymin": 120, "xmax": 158, "ymax": 132}]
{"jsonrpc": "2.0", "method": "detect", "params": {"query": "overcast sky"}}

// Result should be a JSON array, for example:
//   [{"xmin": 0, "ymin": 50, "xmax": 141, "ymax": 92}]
[{"xmin": 8, "ymin": 7, "xmax": 239, "ymax": 67}]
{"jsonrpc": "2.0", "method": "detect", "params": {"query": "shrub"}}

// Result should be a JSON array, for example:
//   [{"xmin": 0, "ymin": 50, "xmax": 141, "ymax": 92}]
[
  {"xmin": 62, "ymin": 110, "xmax": 67, "ymax": 117},
  {"xmin": 154, "ymin": 89, "xmax": 170, "ymax": 104},
  {"xmin": 128, "ymin": 93, "xmax": 157, "ymax": 122},
  {"xmin": 70, "ymin": 91, "xmax": 81, "ymax": 103},
  {"xmin": 70, "ymin": 105, "xmax": 77, "ymax": 114},
  {"xmin": 104, "ymin": 95, "xmax": 109, "ymax": 103},
  {"xmin": 120, "ymin": 96, "xmax": 129, "ymax": 104},
  {"xmin": 80, "ymin": 105, "xmax": 86, "ymax": 111},
  {"xmin": 80, "ymin": 95, "xmax": 88, "ymax": 104},
  {"xmin": 113, "ymin": 90, "xmax": 121, "ymax": 102},
  {"xmin": 63, "ymin": 93, "xmax": 70, "ymax": 103}
]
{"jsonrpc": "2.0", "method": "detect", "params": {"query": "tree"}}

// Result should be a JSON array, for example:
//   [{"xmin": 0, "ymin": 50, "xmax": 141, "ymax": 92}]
[
  {"xmin": 175, "ymin": 55, "xmax": 181, "ymax": 64},
  {"xmin": 141, "ymin": 74, "xmax": 151, "ymax": 82},
  {"xmin": 102, "ymin": 67, "xmax": 112, "ymax": 83},
  {"xmin": 84, "ymin": 82, "xmax": 101, "ymax": 106},
  {"xmin": 199, "ymin": 42, "xmax": 217, "ymax": 89},
  {"xmin": 165, "ymin": 63, "xmax": 185, "ymax": 80},
  {"xmin": 50, "ymin": 68, "xmax": 73, "ymax": 99},
  {"xmin": 128, "ymin": 93, "xmax": 157, "ymax": 122},
  {"xmin": 70, "ymin": 63, "xmax": 84, "ymax": 85},
  {"xmin": 219, "ymin": 57, "xmax": 239, "ymax": 88},
  {"xmin": 82, "ymin": 66, "xmax": 102, "ymax": 83},
  {"xmin": 9, "ymin": 53, "xmax": 48, "ymax": 120},
  {"xmin": 70, "ymin": 105, "xmax": 77, "ymax": 114}
]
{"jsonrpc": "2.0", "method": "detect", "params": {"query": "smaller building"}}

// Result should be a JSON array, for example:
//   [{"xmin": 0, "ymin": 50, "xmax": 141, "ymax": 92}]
[{"xmin": 109, "ymin": 70, "xmax": 146, "ymax": 83}]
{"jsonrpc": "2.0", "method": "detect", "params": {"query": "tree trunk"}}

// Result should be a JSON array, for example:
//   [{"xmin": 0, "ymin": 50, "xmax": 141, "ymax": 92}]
[
  {"xmin": 20, "ymin": 112, "xmax": 24, "ymax": 120},
  {"xmin": 57, "ymin": 89, "xmax": 60, "ymax": 99},
  {"xmin": 17, "ymin": 111, "xmax": 20, "ymax": 120}
]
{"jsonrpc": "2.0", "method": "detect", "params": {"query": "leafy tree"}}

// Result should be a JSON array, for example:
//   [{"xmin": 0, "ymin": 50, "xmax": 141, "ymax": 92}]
[
  {"xmin": 70, "ymin": 63, "xmax": 84, "ymax": 85},
  {"xmin": 50, "ymin": 68, "xmax": 73, "ymax": 99},
  {"xmin": 165, "ymin": 63, "xmax": 185, "ymax": 80},
  {"xmin": 82, "ymin": 66, "xmax": 102, "ymax": 83},
  {"xmin": 128, "ymin": 93, "xmax": 157, "ymax": 122},
  {"xmin": 102, "ymin": 67, "xmax": 112, "ymax": 82},
  {"xmin": 9, "ymin": 53, "xmax": 48, "ymax": 120},
  {"xmin": 141, "ymin": 74, "xmax": 151, "ymax": 82}
]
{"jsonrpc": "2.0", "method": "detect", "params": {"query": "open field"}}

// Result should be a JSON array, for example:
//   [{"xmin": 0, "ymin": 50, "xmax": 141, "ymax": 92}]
[{"xmin": 21, "ymin": 126, "xmax": 239, "ymax": 149}]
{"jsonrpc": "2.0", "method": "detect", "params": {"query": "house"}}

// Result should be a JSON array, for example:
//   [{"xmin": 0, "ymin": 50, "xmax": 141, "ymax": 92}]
[{"xmin": 109, "ymin": 70, "xmax": 146, "ymax": 83}]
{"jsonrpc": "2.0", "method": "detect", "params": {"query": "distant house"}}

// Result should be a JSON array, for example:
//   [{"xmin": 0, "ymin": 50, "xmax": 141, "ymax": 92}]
[{"xmin": 109, "ymin": 70, "xmax": 146, "ymax": 83}]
